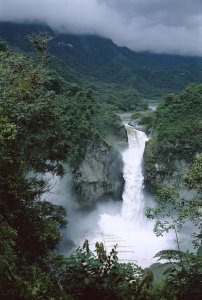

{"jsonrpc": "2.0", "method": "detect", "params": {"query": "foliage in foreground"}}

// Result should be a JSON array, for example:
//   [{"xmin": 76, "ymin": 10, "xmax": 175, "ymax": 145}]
[
  {"xmin": 0, "ymin": 39, "xmax": 94, "ymax": 298},
  {"xmin": 146, "ymin": 154, "xmax": 202, "ymax": 299},
  {"xmin": 59, "ymin": 240, "xmax": 155, "ymax": 300},
  {"xmin": 144, "ymin": 84, "xmax": 202, "ymax": 179},
  {"xmin": 0, "ymin": 36, "xmax": 150, "ymax": 300},
  {"xmin": 0, "ymin": 38, "xmax": 201, "ymax": 299},
  {"xmin": 0, "ymin": 38, "xmax": 68, "ymax": 299}
]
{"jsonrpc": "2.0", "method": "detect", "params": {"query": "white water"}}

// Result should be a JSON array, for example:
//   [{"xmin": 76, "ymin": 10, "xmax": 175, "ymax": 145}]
[
  {"xmin": 43, "ymin": 121, "xmax": 175, "ymax": 267},
  {"xmin": 121, "ymin": 125, "xmax": 148, "ymax": 223},
  {"xmin": 91, "ymin": 123, "xmax": 174, "ymax": 267}
]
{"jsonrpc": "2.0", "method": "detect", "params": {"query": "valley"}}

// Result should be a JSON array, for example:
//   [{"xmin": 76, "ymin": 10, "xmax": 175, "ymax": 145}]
[{"xmin": 0, "ymin": 20, "xmax": 201, "ymax": 300}]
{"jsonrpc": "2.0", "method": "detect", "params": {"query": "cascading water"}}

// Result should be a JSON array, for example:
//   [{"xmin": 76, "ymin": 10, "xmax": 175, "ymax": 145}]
[
  {"xmin": 47, "ymin": 116, "xmax": 174, "ymax": 267},
  {"xmin": 94, "ymin": 120, "xmax": 174, "ymax": 267},
  {"xmin": 121, "ymin": 125, "xmax": 148, "ymax": 224}
]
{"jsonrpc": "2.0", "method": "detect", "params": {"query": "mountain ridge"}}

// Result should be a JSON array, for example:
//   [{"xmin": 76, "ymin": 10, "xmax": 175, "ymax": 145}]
[{"xmin": 0, "ymin": 21, "xmax": 201, "ymax": 99}]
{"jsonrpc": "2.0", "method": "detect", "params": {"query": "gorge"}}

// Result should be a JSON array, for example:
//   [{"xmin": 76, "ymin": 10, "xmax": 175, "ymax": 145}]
[
  {"xmin": 46, "ymin": 114, "xmax": 177, "ymax": 268},
  {"xmin": 0, "ymin": 21, "xmax": 201, "ymax": 298}
]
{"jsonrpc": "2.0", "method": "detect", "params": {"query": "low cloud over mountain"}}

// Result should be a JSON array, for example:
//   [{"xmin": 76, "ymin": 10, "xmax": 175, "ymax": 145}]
[{"xmin": 0, "ymin": 0, "xmax": 201, "ymax": 56}]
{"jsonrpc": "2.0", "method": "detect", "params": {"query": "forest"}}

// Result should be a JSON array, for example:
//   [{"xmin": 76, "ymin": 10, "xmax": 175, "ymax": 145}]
[{"xmin": 0, "ymin": 28, "xmax": 201, "ymax": 300}]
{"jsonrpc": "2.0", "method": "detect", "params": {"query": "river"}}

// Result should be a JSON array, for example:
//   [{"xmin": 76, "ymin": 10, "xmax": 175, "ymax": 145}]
[
  {"xmin": 85, "ymin": 119, "xmax": 174, "ymax": 267},
  {"xmin": 44, "ymin": 115, "xmax": 175, "ymax": 267}
]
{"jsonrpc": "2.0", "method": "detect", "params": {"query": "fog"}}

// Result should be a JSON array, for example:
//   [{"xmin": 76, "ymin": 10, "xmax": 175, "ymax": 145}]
[
  {"xmin": 42, "ymin": 161, "xmax": 196, "ymax": 268},
  {"xmin": 42, "ymin": 165, "xmax": 175, "ymax": 267},
  {"xmin": 0, "ymin": 0, "xmax": 202, "ymax": 56},
  {"xmin": 39, "ymin": 114, "xmax": 197, "ymax": 268}
]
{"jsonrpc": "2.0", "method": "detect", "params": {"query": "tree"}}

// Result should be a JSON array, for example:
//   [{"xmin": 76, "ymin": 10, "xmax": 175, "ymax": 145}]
[
  {"xmin": 0, "ymin": 37, "xmax": 99, "ymax": 299},
  {"xmin": 146, "ymin": 155, "xmax": 202, "ymax": 299},
  {"xmin": 0, "ymin": 41, "xmax": 69, "ymax": 298},
  {"xmin": 59, "ymin": 240, "xmax": 154, "ymax": 300}
]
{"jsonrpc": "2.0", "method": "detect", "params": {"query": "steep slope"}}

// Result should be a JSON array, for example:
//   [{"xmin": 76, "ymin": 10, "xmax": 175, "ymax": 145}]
[
  {"xmin": 144, "ymin": 84, "xmax": 202, "ymax": 190},
  {"xmin": 73, "ymin": 139, "xmax": 124, "ymax": 207},
  {"xmin": 0, "ymin": 21, "xmax": 201, "ymax": 99},
  {"xmin": 51, "ymin": 34, "xmax": 201, "ymax": 97}
]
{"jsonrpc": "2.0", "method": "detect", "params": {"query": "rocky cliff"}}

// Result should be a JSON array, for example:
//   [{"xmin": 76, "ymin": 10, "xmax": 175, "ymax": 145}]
[
  {"xmin": 144, "ymin": 141, "xmax": 190, "ymax": 190},
  {"xmin": 128, "ymin": 111, "xmax": 154, "ymax": 135},
  {"xmin": 143, "ymin": 84, "xmax": 202, "ymax": 191},
  {"xmin": 73, "ymin": 139, "xmax": 124, "ymax": 207}
]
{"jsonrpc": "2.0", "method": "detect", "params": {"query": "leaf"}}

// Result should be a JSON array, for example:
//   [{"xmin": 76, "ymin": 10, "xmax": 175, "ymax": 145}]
[{"xmin": 154, "ymin": 249, "xmax": 186, "ymax": 261}]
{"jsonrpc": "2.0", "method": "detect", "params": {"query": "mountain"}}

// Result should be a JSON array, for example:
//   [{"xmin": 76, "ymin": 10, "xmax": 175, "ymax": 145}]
[
  {"xmin": 144, "ymin": 83, "xmax": 202, "ymax": 190},
  {"xmin": 0, "ymin": 21, "xmax": 201, "ymax": 99}
]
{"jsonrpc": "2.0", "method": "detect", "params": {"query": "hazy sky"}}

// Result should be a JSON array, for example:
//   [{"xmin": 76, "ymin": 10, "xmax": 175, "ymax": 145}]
[{"xmin": 0, "ymin": 0, "xmax": 201, "ymax": 56}]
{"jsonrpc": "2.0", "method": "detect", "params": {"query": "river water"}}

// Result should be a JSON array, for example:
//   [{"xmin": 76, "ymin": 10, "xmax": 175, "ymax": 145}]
[
  {"xmin": 44, "ymin": 116, "xmax": 175, "ymax": 267},
  {"xmin": 90, "ymin": 121, "xmax": 174, "ymax": 267},
  {"xmin": 121, "ymin": 125, "xmax": 148, "ymax": 223}
]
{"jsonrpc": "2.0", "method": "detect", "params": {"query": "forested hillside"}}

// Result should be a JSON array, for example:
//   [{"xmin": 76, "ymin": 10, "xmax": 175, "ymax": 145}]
[
  {"xmin": 0, "ymin": 21, "xmax": 201, "ymax": 100},
  {"xmin": 144, "ymin": 84, "xmax": 202, "ymax": 189},
  {"xmin": 0, "ymin": 23, "xmax": 201, "ymax": 300},
  {"xmin": 0, "ymin": 37, "xmax": 132, "ymax": 298}
]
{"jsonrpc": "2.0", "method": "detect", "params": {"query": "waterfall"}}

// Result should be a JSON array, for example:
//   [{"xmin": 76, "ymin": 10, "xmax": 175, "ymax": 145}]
[
  {"xmin": 121, "ymin": 125, "xmax": 148, "ymax": 223},
  {"xmin": 60, "ymin": 113, "xmax": 174, "ymax": 267},
  {"xmin": 43, "ymin": 120, "xmax": 175, "ymax": 266},
  {"xmin": 94, "ymin": 120, "xmax": 174, "ymax": 267}
]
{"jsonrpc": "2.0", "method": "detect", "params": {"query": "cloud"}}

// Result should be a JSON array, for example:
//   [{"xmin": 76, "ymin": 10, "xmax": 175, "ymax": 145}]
[{"xmin": 0, "ymin": 0, "xmax": 201, "ymax": 56}]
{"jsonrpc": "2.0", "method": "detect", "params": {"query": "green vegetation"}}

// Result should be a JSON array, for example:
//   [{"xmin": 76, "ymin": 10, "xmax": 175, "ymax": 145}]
[
  {"xmin": 0, "ymin": 32, "xmax": 201, "ymax": 299},
  {"xmin": 91, "ymin": 82, "xmax": 148, "ymax": 112},
  {"xmin": 146, "ymin": 154, "xmax": 202, "ymax": 299},
  {"xmin": 0, "ymin": 48, "xmax": 67, "ymax": 298},
  {"xmin": 0, "ymin": 21, "xmax": 201, "ymax": 102},
  {"xmin": 59, "ymin": 240, "xmax": 155, "ymax": 300},
  {"xmin": 130, "ymin": 111, "xmax": 155, "ymax": 133},
  {"xmin": 0, "ymin": 37, "xmax": 139, "ymax": 298},
  {"xmin": 155, "ymin": 86, "xmax": 202, "ymax": 156},
  {"xmin": 144, "ymin": 84, "xmax": 202, "ymax": 179}
]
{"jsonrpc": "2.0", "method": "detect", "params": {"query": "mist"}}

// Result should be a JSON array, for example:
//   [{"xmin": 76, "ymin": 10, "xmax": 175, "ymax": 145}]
[
  {"xmin": 44, "ymin": 170, "xmax": 196, "ymax": 268},
  {"xmin": 42, "ymin": 162, "xmax": 175, "ymax": 267},
  {"xmin": 0, "ymin": 0, "xmax": 201, "ymax": 56},
  {"xmin": 42, "ymin": 167, "xmax": 123, "ymax": 255}
]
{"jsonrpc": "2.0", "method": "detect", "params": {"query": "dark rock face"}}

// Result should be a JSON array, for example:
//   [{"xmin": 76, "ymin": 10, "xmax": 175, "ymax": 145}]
[
  {"xmin": 73, "ymin": 140, "xmax": 124, "ymax": 208},
  {"xmin": 144, "ymin": 140, "xmax": 190, "ymax": 191}
]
